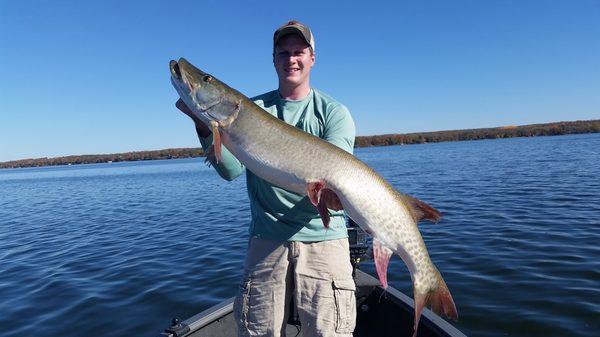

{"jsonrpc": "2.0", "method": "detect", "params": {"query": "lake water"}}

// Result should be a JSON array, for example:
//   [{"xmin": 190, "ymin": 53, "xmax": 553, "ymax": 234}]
[{"xmin": 1, "ymin": 133, "xmax": 598, "ymax": 337}]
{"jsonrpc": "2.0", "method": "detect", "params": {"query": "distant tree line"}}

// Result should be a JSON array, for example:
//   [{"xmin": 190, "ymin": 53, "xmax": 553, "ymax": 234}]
[
  {"xmin": 355, "ymin": 120, "xmax": 600, "ymax": 147},
  {"xmin": 0, "ymin": 148, "xmax": 204, "ymax": 169},
  {"xmin": 1, "ymin": 119, "xmax": 598, "ymax": 169}
]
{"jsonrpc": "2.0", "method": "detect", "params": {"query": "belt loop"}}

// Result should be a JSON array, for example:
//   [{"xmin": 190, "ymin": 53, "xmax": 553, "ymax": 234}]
[{"xmin": 290, "ymin": 241, "xmax": 299, "ymax": 259}]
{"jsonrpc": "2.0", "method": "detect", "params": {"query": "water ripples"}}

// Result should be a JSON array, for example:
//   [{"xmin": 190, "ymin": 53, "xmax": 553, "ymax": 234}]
[{"xmin": 1, "ymin": 134, "xmax": 599, "ymax": 337}]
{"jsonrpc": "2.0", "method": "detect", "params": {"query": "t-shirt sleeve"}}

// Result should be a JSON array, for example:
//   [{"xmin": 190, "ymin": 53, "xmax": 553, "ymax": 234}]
[{"xmin": 323, "ymin": 104, "xmax": 356, "ymax": 154}]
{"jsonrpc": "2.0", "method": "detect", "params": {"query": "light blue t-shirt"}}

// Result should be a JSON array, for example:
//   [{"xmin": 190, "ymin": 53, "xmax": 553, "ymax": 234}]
[{"xmin": 199, "ymin": 88, "xmax": 355, "ymax": 241}]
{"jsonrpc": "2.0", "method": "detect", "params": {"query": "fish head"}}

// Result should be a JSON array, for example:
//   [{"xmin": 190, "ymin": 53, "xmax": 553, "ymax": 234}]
[{"xmin": 170, "ymin": 58, "xmax": 240, "ymax": 125}]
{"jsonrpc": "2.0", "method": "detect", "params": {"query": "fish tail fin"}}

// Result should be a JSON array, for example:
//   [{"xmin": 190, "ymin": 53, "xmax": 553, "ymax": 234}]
[{"xmin": 412, "ymin": 269, "xmax": 458, "ymax": 337}]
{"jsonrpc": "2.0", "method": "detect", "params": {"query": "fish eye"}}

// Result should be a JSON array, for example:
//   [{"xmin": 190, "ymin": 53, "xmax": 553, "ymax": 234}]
[{"xmin": 203, "ymin": 75, "xmax": 212, "ymax": 82}]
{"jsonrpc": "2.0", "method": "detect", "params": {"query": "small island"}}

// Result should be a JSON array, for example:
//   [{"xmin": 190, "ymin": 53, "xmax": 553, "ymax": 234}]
[{"xmin": 1, "ymin": 119, "xmax": 598, "ymax": 169}]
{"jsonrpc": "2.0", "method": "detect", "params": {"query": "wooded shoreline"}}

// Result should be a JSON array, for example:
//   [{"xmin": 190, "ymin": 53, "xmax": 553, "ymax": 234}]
[{"xmin": 2, "ymin": 119, "xmax": 598, "ymax": 169}]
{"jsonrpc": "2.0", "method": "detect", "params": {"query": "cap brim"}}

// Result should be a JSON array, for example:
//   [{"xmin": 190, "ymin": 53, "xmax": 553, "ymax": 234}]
[{"xmin": 274, "ymin": 26, "xmax": 312, "ymax": 48}]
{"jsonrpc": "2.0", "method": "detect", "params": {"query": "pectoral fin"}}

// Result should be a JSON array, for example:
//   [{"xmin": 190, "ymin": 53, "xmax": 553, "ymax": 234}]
[
  {"xmin": 210, "ymin": 121, "xmax": 222, "ymax": 164},
  {"xmin": 373, "ymin": 238, "xmax": 393, "ymax": 289},
  {"xmin": 306, "ymin": 181, "xmax": 343, "ymax": 229}
]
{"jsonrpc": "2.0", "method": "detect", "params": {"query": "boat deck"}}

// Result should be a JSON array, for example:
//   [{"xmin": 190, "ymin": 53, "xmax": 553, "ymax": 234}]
[{"xmin": 162, "ymin": 270, "xmax": 465, "ymax": 337}]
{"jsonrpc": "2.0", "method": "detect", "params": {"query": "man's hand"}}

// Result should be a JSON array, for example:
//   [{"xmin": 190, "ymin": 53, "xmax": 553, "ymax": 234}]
[{"xmin": 176, "ymin": 99, "xmax": 211, "ymax": 138}]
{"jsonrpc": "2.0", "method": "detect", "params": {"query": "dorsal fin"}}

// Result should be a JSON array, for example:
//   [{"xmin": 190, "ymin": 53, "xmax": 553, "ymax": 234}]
[{"xmin": 400, "ymin": 194, "xmax": 442, "ymax": 223}]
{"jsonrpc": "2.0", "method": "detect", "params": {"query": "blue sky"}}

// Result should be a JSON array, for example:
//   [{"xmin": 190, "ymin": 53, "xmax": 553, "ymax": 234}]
[{"xmin": 1, "ymin": 0, "xmax": 598, "ymax": 162}]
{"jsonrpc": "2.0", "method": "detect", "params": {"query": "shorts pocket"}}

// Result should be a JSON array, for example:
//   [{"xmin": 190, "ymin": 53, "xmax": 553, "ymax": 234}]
[{"xmin": 332, "ymin": 278, "xmax": 357, "ymax": 334}]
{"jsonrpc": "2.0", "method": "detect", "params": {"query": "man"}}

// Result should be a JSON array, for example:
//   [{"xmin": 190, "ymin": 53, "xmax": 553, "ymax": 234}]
[{"xmin": 176, "ymin": 20, "xmax": 356, "ymax": 337}]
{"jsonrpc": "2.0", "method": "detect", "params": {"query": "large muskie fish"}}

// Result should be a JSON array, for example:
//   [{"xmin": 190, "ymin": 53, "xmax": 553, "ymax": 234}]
[{"xmin": 170, "ymin": 58, "xmax": 458, "ymax": 336}]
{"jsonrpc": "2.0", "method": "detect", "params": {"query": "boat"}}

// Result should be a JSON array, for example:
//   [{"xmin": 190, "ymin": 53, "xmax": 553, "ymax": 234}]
[{"xmin": 159, "ymin": 223, "xmax": 467, "ymax": 337}]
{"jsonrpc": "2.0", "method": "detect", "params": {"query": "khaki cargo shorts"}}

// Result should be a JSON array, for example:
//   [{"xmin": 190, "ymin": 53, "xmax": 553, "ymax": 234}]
[{"xmin": 233, "ymin": 236, "xmax": 356, "ymax": 337}]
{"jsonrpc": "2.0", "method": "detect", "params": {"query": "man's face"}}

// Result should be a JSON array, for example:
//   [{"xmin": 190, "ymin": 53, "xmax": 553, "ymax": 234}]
[{"xmin": 273, "ymin": 34, "xmax": 315, "ymax": 88}]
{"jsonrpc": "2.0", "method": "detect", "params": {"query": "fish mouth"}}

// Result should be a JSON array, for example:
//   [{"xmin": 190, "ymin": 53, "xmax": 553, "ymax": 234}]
[
  {"xmin": 170, "ymin": 58, "xmax": 196, "ymax": 94},
  {"xmin": 169, "ymin": 60, "xmax": 182, "ymax": 81},
  {"xmin": 170, "ymin": 58, "xmax": 221, "ymax": 120},
  {"xmin": 170, "ymin": 58, "xmax": 196, "ymax": 83}
]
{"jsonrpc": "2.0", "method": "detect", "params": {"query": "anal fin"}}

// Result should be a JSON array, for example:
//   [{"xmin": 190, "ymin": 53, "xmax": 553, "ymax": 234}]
[{"xmin": 373, "ymin": 238, "xmax": 393, "ymax": 289}]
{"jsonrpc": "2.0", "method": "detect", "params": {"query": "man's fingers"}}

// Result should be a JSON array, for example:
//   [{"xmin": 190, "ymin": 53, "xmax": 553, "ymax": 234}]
[
  {"xmin": 176, "ymin": 99, "xmax": 199, "ymax": 122},
  {"xmin": 175, "ymin": 99, "xmax": 210, "ymax": 135},
  {"xmin": 175, "ymin": 99, "xmax": 193, "ymax": 114}
]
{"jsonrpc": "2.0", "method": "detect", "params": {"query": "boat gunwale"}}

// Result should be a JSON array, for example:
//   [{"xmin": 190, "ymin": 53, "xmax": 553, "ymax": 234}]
[
  {"xmin": 181, "ymin": 297, "xmax": 235, "ymax": 333},
  {"xmin": 170, "ymin": 270, "xmax": 466, "ymax": 337}
]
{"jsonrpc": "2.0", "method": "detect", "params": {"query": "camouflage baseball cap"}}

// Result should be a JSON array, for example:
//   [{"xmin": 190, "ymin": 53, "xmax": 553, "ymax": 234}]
[{"xmin": 273, "ymin": 20, "xmax": 315, "ymax": 52}]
